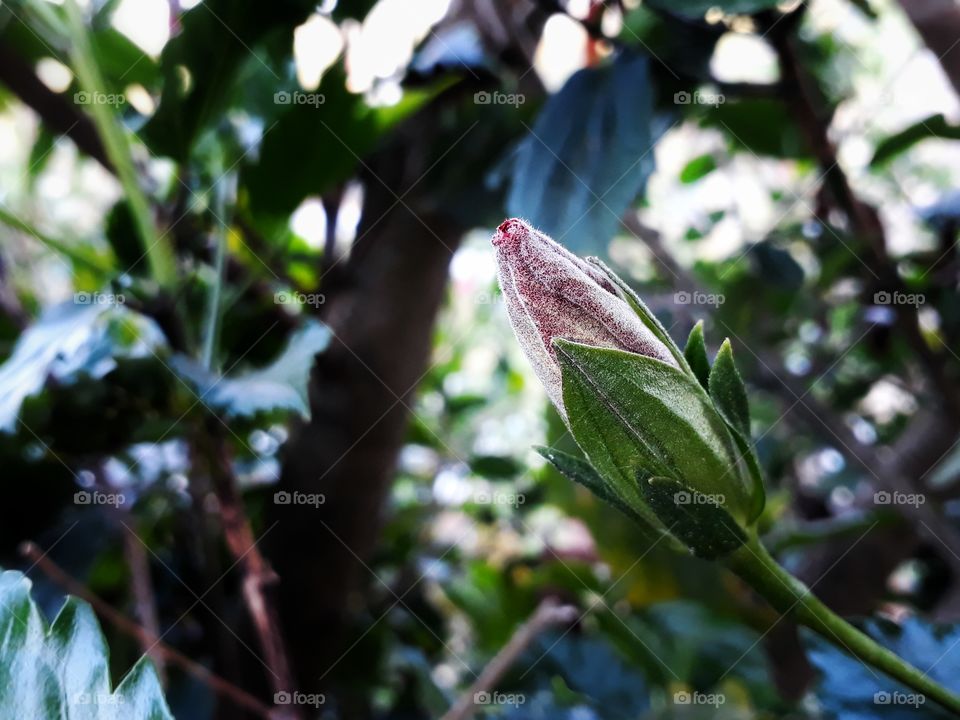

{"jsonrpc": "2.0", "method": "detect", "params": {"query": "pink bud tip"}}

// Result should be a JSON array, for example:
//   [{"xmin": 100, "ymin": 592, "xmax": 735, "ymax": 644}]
[{"xmin": 493, "ymin": 218, "xmax": 528, "ymax": 249}]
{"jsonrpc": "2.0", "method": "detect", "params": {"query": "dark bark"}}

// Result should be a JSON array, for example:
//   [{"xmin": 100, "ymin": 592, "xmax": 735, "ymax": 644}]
[{"xmin": 269, "ymin": 139, "xmax": 464, "ymax": 691}]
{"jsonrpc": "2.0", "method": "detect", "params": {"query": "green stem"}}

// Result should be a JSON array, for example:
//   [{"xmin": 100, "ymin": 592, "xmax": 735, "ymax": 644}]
[
  {"xmin": 62, "ymin": 0, "xmax": 176, "ymax": 286},
  {"xmin": 726, "ymin": 535, "xmax": 960, "ymax": 717}
]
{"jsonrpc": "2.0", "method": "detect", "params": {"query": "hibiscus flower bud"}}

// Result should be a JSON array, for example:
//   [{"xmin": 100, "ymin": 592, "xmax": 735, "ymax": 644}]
[{"xmin": 493, "ymin": 218, "xmax": 678, "ymax": 417}]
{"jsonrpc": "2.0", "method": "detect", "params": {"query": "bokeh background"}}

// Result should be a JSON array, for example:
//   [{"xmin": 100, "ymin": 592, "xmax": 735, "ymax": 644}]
[{"xmin": 2, "ymin": 0, "xmax": 960, "ymax": 718}]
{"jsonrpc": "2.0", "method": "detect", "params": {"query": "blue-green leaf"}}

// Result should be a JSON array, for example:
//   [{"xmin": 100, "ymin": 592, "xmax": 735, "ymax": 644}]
[{"xmin": 0, "ymin": 570, "xmax": 172, "ymax": 719}]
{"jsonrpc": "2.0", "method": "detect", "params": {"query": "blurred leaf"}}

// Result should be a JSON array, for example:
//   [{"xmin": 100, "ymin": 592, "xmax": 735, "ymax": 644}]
[
  {"xmin": 142, "ymin": 0, "xmax": 316, "ymax": 158},
  {"xmin": 27, "ymin": 126, "xmax": 56, "ymax": 183},
  {"xmin": 0, "ymin": 303, "xmax": 166, "ymax": 433},
  {"xmin": 506, "ymin": 51, "xmax": 656, "ymax": 255},
  {"xmin": 807, "ymin": 617, "xmax": 960, "ymax": 719},
  {"xmin": 749, "ymin": 241, "xmax": 804, "ymax": 291},
  {"xmin": 470, "ymin": 454, "xmax": 522, "ymax": 478},
  {"xmin": 170, "ymin": 320, "xmax": 330, "ymax": 419},
  {"xmin": 870, "ymin": 114, "xmax": 960, "ymax": 168},
  {"xmin": 679, "ymin": 154, "xmax": 717, "ymax": 184},
  {"xmin": 648, "ymin": 0, "xmax": 781, "ymax": 16},
  {"xmin": 243, "ymin": 69, "xmax": 434, "ymax": 224},
  {"xmin": 703, "ymin": 99, "xmax": 806, "ymax": 158},
  {"xmin": 0, "ymin": 569, "xmax": 172, "ymax": 718},
  {"xmin": 90, "ymin": 27, "xmax": 157, "ymax": 89}
]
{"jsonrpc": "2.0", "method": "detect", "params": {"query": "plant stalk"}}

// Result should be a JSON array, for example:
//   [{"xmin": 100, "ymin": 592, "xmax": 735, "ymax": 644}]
[{"xmin": 726, "ymin": 535, "xmax": 960, "ymax": 717}]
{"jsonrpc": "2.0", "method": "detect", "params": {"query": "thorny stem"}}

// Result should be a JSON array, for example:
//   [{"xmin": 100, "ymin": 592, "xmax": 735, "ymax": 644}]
[{"xmin": 726, "ymin": 535, "xmax": 960, "ymax": 717}]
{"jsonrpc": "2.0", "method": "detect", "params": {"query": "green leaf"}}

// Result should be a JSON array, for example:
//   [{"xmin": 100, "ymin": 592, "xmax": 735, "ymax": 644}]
[
  {"xmin": 638, "ymin": 476, "xmax": 747, "ymax": 559},
  {"xmin": 587, "ymin": 258, "xmax": 690, "ymax": 373},
  {"xmin": 0, "ymin": 569, "xmax": 172, "ymax": 719},
  {"xmin": 506, "ymin": 51, "xmax": 656, "ymax": 254},
  {"xmin": 171, "ymin": 320, "xmax": 330, "ymax": 420},
  {"xmin": 0, "ymin": 303, "xmax": 166, "ymax": 433},
  {"xmin": 708, "ymin": 339, "xmax": 750, "ymax": 439},
  {"xmin": 679, "ymin": 154, "xmax": 717, "ymax": 184},
  {"xmin": 555, "ymin": 339, "xmax": 753, "ymax": 522},
  {"xmin": 870, "ymin": 113, "xmax": 960, "ymax": 168},
  {"xmin": 535, "ymin": 445, "xmax": 660, "ymax": 536},
  {"xmin": 683, "ymin": 320, "xmax": 711, "ymax": 389}
]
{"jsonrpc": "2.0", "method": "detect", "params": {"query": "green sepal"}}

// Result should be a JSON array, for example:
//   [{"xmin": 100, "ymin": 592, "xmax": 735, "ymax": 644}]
[
  {"xmin": 728, "ymin": 425, "xmax": 766, "ymax": 523},
  {"xmin": 638, "ymin": 476, "xmax": 747, "ymax": 559},
  {"xmin": 536, "ymin": 446, "xmax": 666, "ymax": 543},
  {"xmin": 555, "ymin": 338, "xmax": 753, "ymax": 523},
  {"xmin": 586, "ymin": 257, "xmax": 692, "ymax": 375},
  {"xmin": 709, "ymin": 339, "xmax": 751, "ymax": 439},
  {"xmin": 683, "ymin": 320, "xmax": 711, "ymax": 390}
]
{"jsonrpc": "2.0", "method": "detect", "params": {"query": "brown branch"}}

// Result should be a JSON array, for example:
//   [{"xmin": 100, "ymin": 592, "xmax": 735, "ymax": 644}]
[
  {"xmin": 18, "ymin": 541, "xmax": 273, "ymax": 719},
  {"xmin": 122, "ymin": 529, "xmax": 166, "ymax": 684},
  {"xmin": 199, "ymin": 423, "xmax": 299, "ymax": 717},
  {"xmin": 0, "ymin": 43, "xmax": 112, "ymax": 172},
  {"xmin": 439, "ymin": 598, "xmax": 579, "ymax": 720},
  {"xmin": 770, "ymin": 16, "xmax": 960, "ymax": 418}
]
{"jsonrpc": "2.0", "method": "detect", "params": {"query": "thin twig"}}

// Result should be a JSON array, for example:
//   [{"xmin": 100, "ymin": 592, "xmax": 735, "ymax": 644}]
[
  {"xmin": 440, "ymin": 598, "xmax": 578, "ymax": 720},
  {"xmin": 18, "ymin": 541, "xmax": 273, "ymax": 719},
  {"xmin": 122, "ymin": 530, "xmax": 166, "ymax": 684},
  {"xmin": 200, "ymin": 424, "xmax": 299, "ymax": 717}
]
